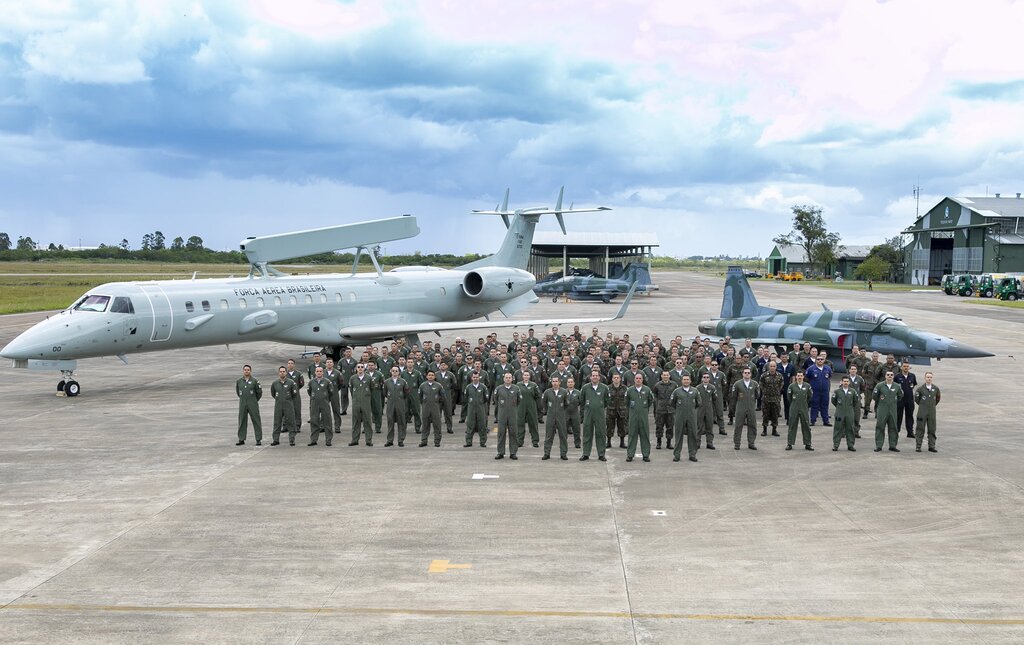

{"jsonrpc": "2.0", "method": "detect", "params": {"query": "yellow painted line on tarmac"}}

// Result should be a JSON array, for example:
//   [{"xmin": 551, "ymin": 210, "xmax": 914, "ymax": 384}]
[
  {"xmin": 428, "ymin": 559, "xmax": 472, "ymax": 573},
  {"xmin": 3, "ymin": 603, "xmax": 1023, "ymax": 625}
]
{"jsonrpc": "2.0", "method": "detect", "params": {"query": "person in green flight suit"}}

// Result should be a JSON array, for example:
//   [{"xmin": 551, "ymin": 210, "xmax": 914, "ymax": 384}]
[
  {"xmin": 652, "ymin": 370, "xmax": 677, "ymax": 450},
  {"xmin": 516, "ymin": 371, "xmax": 542, "ymax": 449},
  {"xmin": 418, "ymin": 370, "xmax": 448, "ymax": 447},
  {"xmin": 565, "ymin": 377, "xmax": 583, "ymax": 449},
  {"xmin": 914, "ymin": 372, "xmax": 941, "ymax": 453},
  {"xmin": 696, "ymin": 372, "xmax": 720, "ymax": 449},
  {"xmin": 606, "ymin": 373, "xmax": 628, "ymax": 449},
  {"xmin": 786, "ymin": 371, "xmax": 813, "ymax": 451},
  {"xmin": 831, "ymin": 376, "xmax": 858, "ymax": 452},
  {"xmin": 580, "ymin": 370, "xmax": 610, "ymax": 461},
  {"xmin": 383, "ymin": 366, "xmax": 409, "ymax": 447},
  {"xmin": 732, "ymin": 367, "xmax": 760, "ymax": 450},
  {"xmin": 270, "ymin": 366, "xmax": 297, "ymax": 446},
  {"xmin": 462, "ymin": 371, "xmax": 490, "ymax": 448},
  {"xmin": 626, "ymin": 373, "xmax": 655, "ymax": 462},
  {"xmin": 872, "ymin": 370, "xmax": 903, "ymax": 452},
  {"xmin": 493, "ymin": 372, "xmax": 521, "ymax": 460},
  {"xmin": 541, "ymin": 375, "xmax": 570, "ymax": 460},
  {"xmin": 434, "ymin": 361, "xmax": 457, "ymax": 435},
  {"xmin": 365, "ymin": 360, "xmax": 385, "ymax": 435},
  {"xmin": 400, "ymin": 364, "xmax": 423, "ymax": 432},
  {"xmin": 285, "ymin": 359, "xmax": 304, "ymax": 432},
  {"xmin": 847, "ymin": 364, "xmax": 864, "ymax": 438},
  {"xmin": 235, "ymin": 364, "xmax": 263, "ymax": 446},
  {"xmin": 348, "ymin": 363, "xmax": 375, "ymax": 446},
  {"xmin": 669, "ymin": 373, "xmax": 701, "ymax": 463},
  {"xmin": 322, "ymin": 358, "xmax": 344, "ymax": 434},
  {"xmin": 306, "ymin": 366, "xmax": 334, "ymax": 447}
]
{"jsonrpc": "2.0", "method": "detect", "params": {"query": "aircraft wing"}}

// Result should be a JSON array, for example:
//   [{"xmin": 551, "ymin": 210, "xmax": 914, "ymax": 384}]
[{"xmin": 340, "ymin": 285, "xmax": 635, "ymax": 341}]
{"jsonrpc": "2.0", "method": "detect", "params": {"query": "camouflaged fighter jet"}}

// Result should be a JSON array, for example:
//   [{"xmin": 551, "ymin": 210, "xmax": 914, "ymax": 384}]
[
  {"xmin": 1, "ymin": 189, "xmax": 634, "ymax": 397},
  {"xmin": 697, "ymin": 266, "xmax": 992, "ymax": 365},
  {"xmin": 533, "ymin": 263, "xmax": 655, "ymax": 303}
]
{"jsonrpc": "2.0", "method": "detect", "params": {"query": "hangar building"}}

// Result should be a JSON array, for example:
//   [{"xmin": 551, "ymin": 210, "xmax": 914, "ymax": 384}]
[
  {"xmin": 765, "ymin": 243, "xmax": 872, "ymax": 279},
  {"xmin": 903, "ymin": 194, "xmax": 1024, "ymax": 285},
  {"xmin": 528, "ymin": 232, "xmax": 659, "ymax": 280}
]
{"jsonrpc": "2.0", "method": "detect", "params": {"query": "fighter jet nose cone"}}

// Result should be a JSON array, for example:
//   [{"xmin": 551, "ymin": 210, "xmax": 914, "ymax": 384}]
[{"xmin": 946, "ymin": 342, "xmax": 994, "ymax": 359}]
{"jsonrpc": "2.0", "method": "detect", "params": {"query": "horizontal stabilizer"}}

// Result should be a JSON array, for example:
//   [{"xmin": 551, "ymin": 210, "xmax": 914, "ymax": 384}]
[{"xmin": 240, "ymin": 216, "xmax": 420, "ymax": 265}]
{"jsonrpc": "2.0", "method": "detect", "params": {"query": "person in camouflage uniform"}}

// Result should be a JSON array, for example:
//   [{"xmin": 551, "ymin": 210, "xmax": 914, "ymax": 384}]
[
  {"xmin": 862, "ymin": 351, "xmax": 884, "ymax": 418},
  {"xmin": 606, "ymin": 373, "xmax": 628, "ymax": 449},
  {"xmin": 652, "ymin": 370, "xmax": 677, "ymax": 450},
  {"xmin": 759, "ymin": 360, "xmax": 784, "ymax": 437}
]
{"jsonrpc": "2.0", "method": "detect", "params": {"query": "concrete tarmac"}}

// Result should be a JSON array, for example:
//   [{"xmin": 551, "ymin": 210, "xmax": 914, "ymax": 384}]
[{"xmin": 1, "ymin": 272, "xmax": 1022, "ymax": 643}]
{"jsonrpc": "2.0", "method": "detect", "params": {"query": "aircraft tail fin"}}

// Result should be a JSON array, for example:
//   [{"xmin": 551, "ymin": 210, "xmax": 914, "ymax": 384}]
[
  {"xmin": 459, "ymin": 187, "xmax": 610, "ymax": 271},
  {"xmin": 720, "ymin": 266, "xmax": 784, "ymax": 318}
]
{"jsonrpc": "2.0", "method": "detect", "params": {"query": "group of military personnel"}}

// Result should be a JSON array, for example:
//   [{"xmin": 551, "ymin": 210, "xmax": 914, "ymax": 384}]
[{"xmin": 235, "ymin": 325, "xmax": 943, "ymax": 461}]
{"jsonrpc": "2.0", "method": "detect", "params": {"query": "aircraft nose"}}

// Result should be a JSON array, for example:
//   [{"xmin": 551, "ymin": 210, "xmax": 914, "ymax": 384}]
[
  {"xmin": 943, "ymin": 341, "xmax": 994, "ymax": 359},
  {"xmin": 1, "ymin": 333, "xmax": 34, "ymax": 360}
]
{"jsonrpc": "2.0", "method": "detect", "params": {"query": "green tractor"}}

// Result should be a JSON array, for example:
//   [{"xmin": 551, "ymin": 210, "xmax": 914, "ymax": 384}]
[
  {"xmin": 941, "ymin": 274, "xmax": 955, "ymax": 295},
  {"xmin": 997, "ymin": 277, "xmax": 1022, "ymax": 301},
  {"xmin": 975, "ymin": 274, "xmax": 996, "ymax": 298},
  {"xmin": 954, "ymin": 274, "xmax": 978, "ymax": 297}
]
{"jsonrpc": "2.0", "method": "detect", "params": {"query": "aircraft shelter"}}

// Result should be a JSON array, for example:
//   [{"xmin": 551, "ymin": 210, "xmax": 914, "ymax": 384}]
[{"xmin": 528, "ymin": 232, "xmax": 660, "ymax": 280}]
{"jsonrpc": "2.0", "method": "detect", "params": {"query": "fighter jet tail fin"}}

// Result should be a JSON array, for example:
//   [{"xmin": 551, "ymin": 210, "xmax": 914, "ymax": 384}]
[
  {"xmin": 721, "ymin": 266, "xmax": 785, "ymax": 318},
  {"xmin": 461, "ymin": 187, "xmax": 610, "ymax": 271}
]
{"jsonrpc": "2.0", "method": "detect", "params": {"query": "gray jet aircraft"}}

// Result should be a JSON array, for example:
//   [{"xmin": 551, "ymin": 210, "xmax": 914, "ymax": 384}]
[
  {"xmin": 533, "ymin": 263, "xmax": 656, "ymax": 303},
  {"xmin": 697, "ymin": 266, "xmax": 992, "ymax": 365},
  {"xmin": 2, "ymin": 190, "xmax": 635, "ymax": 397}
]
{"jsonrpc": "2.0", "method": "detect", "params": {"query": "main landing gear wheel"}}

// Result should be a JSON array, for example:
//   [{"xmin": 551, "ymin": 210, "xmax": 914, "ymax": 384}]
[
  {"xmin": 601, "ymin": 295, "xmax": 611, "ymax": 303},
  {"xmin": 65, "ymin": 381, "xmax": 81, "ymax": 397},
  {"xmin": 552, "ymin": 297, "xmax": 558, "ymax": 303},
  {"xmin": 57, "ymin": 381, "xmax": 65, "ymax": 393}
]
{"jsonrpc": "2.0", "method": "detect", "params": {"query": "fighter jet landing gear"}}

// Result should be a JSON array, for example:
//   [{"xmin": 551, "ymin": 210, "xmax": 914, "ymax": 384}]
[{"xmin": 57, "ymin": 370, "xmax": 80, "ymax": 397}]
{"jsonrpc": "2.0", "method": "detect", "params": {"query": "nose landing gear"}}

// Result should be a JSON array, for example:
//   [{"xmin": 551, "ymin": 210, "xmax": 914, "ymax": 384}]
[{"xmin": 57, "ymin": 370, "xmax": 80, "ymax": 397}]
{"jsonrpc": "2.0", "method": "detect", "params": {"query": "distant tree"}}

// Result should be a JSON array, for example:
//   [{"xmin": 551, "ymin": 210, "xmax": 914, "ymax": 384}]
[
  {"xmin": 773, "ymin": 205, "xmax": 841, "ymax": 274},
  {"xmin": 0, "ymin": 232, "xmax": 10, "ymax": 251},
  {"xmin": 170, "ymin": 236, "xmax": 185, "ymax": 250},
  {"xmin": 141, "ymin": 233, "xmax": 154, "ymax": 250},
  {"xmin": 185, "ymin": 235, "xmax": 204, "ymax": 250},
  {"xmin": 16, "ymin": 236, "xmax": 36, "ymax": 250},
  {"xmin": 854, "ymin": 255, "xmax": 890, "ymax": 282},
  {"xmin": 863, "ymin": 236, "xmax": 903, "ymax": 282},
  {"xmin": 47, "ymin": 242, "xmax": 57, "ymax": 251},
  {"xmin": 58, "ymin": 244, "xmax": 64, "ymax": 251},
  {"xmin": 119, "ymin": 238, "xmax": 130, "ymax": 250},
  {"xmin": 152, "ymin": 231, "xmax": 166, "ymax": 250}
]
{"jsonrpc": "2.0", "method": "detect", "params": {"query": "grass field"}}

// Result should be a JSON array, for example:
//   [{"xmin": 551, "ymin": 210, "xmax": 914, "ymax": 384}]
[
  {"xmin": 749, "ymin": 278, "xmax": 939, "ymax": 292},
  {"xmin": 964, "ymin": 298, "xmax": 1024, "ymax": 309},
  {"xmin": 0, "ymin": 261, "xmax": 377, "ymax": 314}
]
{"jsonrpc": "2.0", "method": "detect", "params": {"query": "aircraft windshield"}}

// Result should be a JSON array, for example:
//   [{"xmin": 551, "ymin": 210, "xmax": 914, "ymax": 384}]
[
  {"xmin": 74, "ymin": 295, "xmax": 110, "ymax": 313},
  {"xmin": 110, "ymin": 297, "xmax": 135, "ymax": 314},
  {"xmin": 853, "ymin": 309, "xmax": 904, "ymax": 326}
]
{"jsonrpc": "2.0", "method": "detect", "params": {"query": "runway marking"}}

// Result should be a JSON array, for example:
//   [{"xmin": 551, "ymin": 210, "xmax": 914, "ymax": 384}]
[
  {"xmin": 4, "ymin": 603, "xmax": 1024, "ymax": 625},
  {"xmin": 427, "ymin": 559, "xmax": 472, "ymax": 573}
]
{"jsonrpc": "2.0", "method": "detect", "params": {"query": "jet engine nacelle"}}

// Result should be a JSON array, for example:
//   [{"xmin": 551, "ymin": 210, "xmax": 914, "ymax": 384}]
[{"xmin": 462, "ymin": 267, "xmax": 536, "ymax": 302}]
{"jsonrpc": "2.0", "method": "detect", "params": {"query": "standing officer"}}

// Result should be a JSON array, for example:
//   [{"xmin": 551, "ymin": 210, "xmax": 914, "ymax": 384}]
[
  {"xmin": 307, "ymin": 366, "xmax": 334, "ymax": 446},
  {"xmin": 861, "ymin": 351, "xmax": 884, "ymax": 418},
  {"xmin": 847, "ymin": 364, "xmax": 865, "ymax": 438},
  {"xmin": 759, "ymin": 360, "xmax": 784, "ymax": 437},
  {"xmin": 830, "ymin": 376, "xmax": 858, "ymax": 451},
  {"xmin": 670, "ymin": 374, "xmax": 700, "ymax": 463},
  {"xmin": 306, "ymin": 352, "xmax": 324, "ymax": 383},
  {"xmin": 235, "ymin": 364, "xmax": 263, "ymax": 446},
  {"xmin": 434, "ymin": 361, "xmax": 457, "ymax": 434},
  {"xmin": 606, "ymin": 373, "xmax": 628, "ymax": 449},
  {"xmin": 462, "ymin": 371, "xmax": 490, "ymax": 448},
  {"xmin": 652, "ymin": 371, "xmax": 677, "ymax": 450},
  {"xmin": 726, "ymin": 355, "xmax": 747, "ymax": 425},
  {"xmin": 286, "ymin": 359, "xmax": 305, "ymax": 431},
  {"xmin": 541, "ymin": 375, "xmax": 569, "ymax": 460},
  {"xmin": 872, "ymin": 370, "xmax": 903, "ymax": 452},
  {"xmin": 270, "ymin": 366, "xmax": 297, "ymax": 446},
  {"xmin": 383, "ymin": 366, "xmax": 409, "ymax": 447},
  {"xmin": 400, "ymin": 362, "xmax": 423, "ymax": 432},
  {"xmin": 580, "ymin": 370, "xmax": 610, "ymax": 461},
  {"xmin": 323, "ymin": 358, "xmax": 344, "ymax": 434},
  {"xmin": 493, "ymin": 373, "xmax": 521, "ymax": 460},
  {"xmin": 516, "ymin": 371, "xmax": 542, "ymax": 449},
  {"xmin": 338, "ymin": 347, "xmax": 358, "ymax": 415},
  {"xmin": 732, "ymin": 367, "xmax": 759, "ymax": 450},
  {"xmin": 565, "ymin": 377, "xmax": 583, "ymax": 449},
  {"xmin": 894, "ymin": 363, "xmax": 918, "ymax": 439},
  {"xmin": 418, "ymin": 370, "xmax": 447, "ymax": 447},
  {"xmin": 348, "ymin": 363, "xmax": 374, "ymax": 446},
  {"xmin": 625, "ymin": 373, "xmax": 655, "ymax": 462},
  {"xmin": 696, "ymin": 372, "xmax": 719, "ymax": 450},
  {"xmin": 365, "ymin": 360, "xmax": 385, "ymax": 435},
  {"xmin": 707, "ymin": 361, "xmax": 727, "ymax": 435},
  {"xmin": 914, "ymin": 372, "xmax": 941, "ymax": 453},
  {"xmin": 786, "ymin": 371, "xmax": 813, "ymax": 451},
  {"xmin": 805, "ymin": 354, "xmax": 833, "ymax": 426},
  {"xmin": 778, "ymin": 353, "xmax": 796, "ymax": 422}
]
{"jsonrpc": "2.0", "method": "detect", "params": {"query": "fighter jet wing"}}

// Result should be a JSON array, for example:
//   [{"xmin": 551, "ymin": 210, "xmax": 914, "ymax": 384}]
[{"xmin": 340, "ymin": 285, "xmax": 635, "ymax": 341}]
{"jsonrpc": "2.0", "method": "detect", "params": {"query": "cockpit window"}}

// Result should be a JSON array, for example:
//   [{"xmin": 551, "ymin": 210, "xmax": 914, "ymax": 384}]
[
  {"xmin": 110, "ymin": 297, "xmax": 135, "ymax": 314},
  {"xmin": 74, "ymin": 295, "xmax": 110, "ymax": 313}
]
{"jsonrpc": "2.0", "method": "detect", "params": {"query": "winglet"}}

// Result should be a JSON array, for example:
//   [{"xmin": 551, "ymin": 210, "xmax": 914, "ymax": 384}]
[
  {"xmin": 500, "ymin": 188, "xmax": 510, "ymax": 229},
  {"xmin": 554, "ymin": 186, "xmax": 567, "ymax": 235},
  {"xmin": 612, "ymin": 283, "xmax": 637, "ymax": 321}
]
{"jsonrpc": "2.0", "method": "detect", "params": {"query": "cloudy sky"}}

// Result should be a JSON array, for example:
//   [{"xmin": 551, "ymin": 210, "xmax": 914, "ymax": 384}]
[{"xmin": 1, "ymin": 0, "xmax": 1022, "ymax": 256}]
